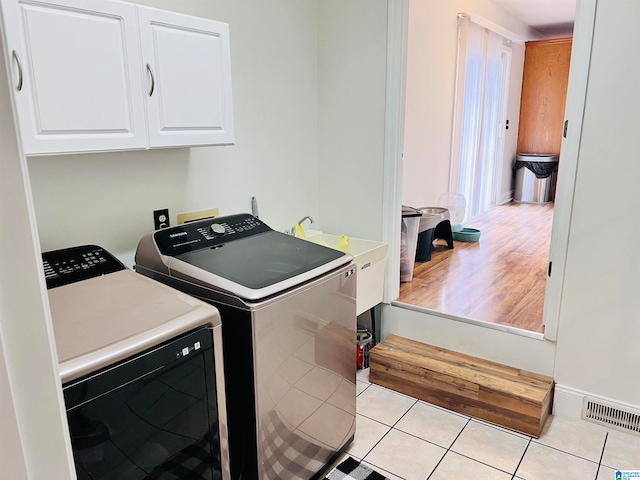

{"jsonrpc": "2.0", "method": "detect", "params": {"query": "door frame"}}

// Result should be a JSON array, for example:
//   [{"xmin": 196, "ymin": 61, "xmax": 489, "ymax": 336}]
[
  {"xmin": 382, "ymin": 0, "xmax": 597, "ymax": 343},
  {"xmin": 493, "ymin": 43, "xmax": 513, "ymax": 206},
  {"xmin": 542, "ymin": 0, "xmax": 596, "ymax": 340},
  {"xmin": 381, "ymin": 0, "xmax": 408, "ymax": 303}
]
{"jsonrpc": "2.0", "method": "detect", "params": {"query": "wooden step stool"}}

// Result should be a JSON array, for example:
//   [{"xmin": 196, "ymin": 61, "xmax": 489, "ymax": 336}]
[{"xmin": 369, "ymin": 335, "xmax": 554, "ymax": 438}]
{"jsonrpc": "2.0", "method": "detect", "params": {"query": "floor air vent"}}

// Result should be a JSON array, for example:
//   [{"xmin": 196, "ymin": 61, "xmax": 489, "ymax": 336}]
[{"xmin": 582, "ymin": 398, "xmax": 640, "ymax": 436}]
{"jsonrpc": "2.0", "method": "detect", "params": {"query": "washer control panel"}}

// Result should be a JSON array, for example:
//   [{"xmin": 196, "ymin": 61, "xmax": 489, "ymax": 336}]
[
  {"xmin": 42, "ymin": 245, "xmax": 126, "ymax": 289},
  {"xmin": 154, "ymin": 214, "xmax": 271, "ymax": 256}
]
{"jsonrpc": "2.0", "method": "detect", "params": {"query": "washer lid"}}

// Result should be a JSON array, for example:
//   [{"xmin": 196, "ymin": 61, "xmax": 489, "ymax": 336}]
[
  {"xmin": 147, "ymin": 214, "xmax": 350, "ymax": 300},
  {"xmin": 175, "ymin": 230, "xmax": 346, "ymax": 290}
]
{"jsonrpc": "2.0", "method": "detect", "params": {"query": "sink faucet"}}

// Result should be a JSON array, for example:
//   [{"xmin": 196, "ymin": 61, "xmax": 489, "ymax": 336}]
[
  {"xmin": 288, "ymin": 215, "xmax": 314, "ymax": 235},
  {"xmin": 297, "ymin": 216, "xmax": 314, "ymax": 228}
]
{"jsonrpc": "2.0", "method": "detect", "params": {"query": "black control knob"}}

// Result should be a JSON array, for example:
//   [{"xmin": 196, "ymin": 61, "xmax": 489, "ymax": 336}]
[{"xmin": 210, "ymin": 223, "xmax": 226, "ymax": 235}]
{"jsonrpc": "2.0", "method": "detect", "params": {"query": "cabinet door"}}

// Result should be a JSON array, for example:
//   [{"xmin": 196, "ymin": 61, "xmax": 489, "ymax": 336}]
[
  {"xmin": 1, "ymin": 0, "xmax": 147, "ymax": 155},
  {"xmin": 137, "ymin": 6, "xmax": 234, "ymax": 148},
  {"xmin": 517, "ymin": 38, "xmax": 572, "ymax": 157}
]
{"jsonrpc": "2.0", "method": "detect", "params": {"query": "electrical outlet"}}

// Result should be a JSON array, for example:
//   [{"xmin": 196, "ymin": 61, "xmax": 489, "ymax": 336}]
[{"xmin": 153, "ymin": 209, "xmax": 170, "ymax": 229}]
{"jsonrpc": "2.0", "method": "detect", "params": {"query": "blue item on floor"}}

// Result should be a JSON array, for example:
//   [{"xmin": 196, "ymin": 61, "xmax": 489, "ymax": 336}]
[{"xmin": 452, "ymin": 227, "xmax": 481, "ymax": 242}]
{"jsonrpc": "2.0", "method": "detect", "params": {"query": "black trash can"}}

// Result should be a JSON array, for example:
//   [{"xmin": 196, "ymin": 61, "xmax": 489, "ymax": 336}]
[{"xmin": 513, "ymin": 153, "xmax": 558, "ymax": 203}]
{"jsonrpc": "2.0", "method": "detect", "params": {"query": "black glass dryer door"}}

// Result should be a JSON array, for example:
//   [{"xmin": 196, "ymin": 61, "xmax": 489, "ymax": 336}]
[{"xmin": 63, "ymin": 328, "xmax": 222, "ymax": 480}]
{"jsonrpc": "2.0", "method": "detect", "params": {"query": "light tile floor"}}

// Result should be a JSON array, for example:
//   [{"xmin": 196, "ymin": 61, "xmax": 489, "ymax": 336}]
[{"xmin": 341, "ymin": 369, "xmax": 640, "ymax": 480}]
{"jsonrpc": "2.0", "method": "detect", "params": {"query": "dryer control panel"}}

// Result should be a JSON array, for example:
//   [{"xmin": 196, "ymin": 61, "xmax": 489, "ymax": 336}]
[
  {"xmin": 154, "ymin": 213, "xmax": 272, "ymax": 256},
  {"xmin": 42, "ymin": 245, "xmax": 126, "ymax": 289}
]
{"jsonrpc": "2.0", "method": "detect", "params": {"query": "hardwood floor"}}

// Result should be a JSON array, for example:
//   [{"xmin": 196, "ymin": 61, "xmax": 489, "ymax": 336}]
[{"xmin": 397, "ymin": 202, "xmax": 554, "ymax": 333}]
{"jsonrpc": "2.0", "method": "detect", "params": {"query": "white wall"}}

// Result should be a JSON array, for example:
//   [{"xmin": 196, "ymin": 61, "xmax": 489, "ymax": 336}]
[
  {"xmin": 553, "ymin": 0, "xmax": 640, "ymax": 406},
  {"xmin": 317, "ymin": 0, "xmax": 389, "ymax": 241},
  {"xmin": 0, "ymin": 22, "xmax": 75, "ymax": 478},
  {"xmin": 28, "ymin": 0, "xmax": 321, "ymax": 265},
  {"xmin": 402, "ymin": 0, "xmax": 529, "ymax": 209},
  {"xmin": 0, "ymin": 340, "xmax": 29, "ymax": 479}
]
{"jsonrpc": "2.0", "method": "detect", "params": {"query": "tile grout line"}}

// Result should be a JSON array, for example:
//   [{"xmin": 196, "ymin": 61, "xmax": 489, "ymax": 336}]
[
  {"xmin": 356, "ymin": 397, "xmax": 419, "ymax": 477},
  {"xmin": 594, "ymin": 432, "xmax": 608, "ymax": 480},
  {"xmin": 417, "ymin": 414, "xmax": 534, "ymax": 478},
  {"xmin": 420, "ymin": 400, "xmax": 472, "ymax": 420},
  {"xmin": 422, "ymin": 413, "xmax": 533, "ymax": 477},
  {"xmin": 467, "ymin": 417, "xmax": 532, "ymax": 440},
  {"xmin": 425, "ymin": 416, "xmax": 472, "ymax": 480},
  {"xmin": 444, "ymin": 450, "xmax": 524, "ymax": 477},
  {"xmin": 355, "ymin": 380, "xmax": 402, "ymax": 476},
  {"xmin": 359, "ymin": 391, "xmax": 530, "ymax": 479},
  {"xmin": 510, "ymin": 437, "xmax": 532, "ymax": 480},
  {"xmin": 530, "ymin": 438, "xmax": 605, "ymax": 465},
  {"xmin": 357, "ymin": 378, "xmax": 627, "ymax": 479}
]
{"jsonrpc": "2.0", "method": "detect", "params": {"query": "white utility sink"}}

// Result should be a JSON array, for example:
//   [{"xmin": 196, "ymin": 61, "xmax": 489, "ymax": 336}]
[{"xmin": 305, "ymin": 232, "xmax": 388, "ymax": 316}]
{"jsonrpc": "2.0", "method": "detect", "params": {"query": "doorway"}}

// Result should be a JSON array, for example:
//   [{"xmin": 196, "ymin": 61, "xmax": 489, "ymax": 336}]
[
  {"xmin": 383, "ymin": 0, "xmax": 591, "ymax": 346},
  {"xmin": 398, "ymin": 13, "xmax": 557, "ymax": 334}
]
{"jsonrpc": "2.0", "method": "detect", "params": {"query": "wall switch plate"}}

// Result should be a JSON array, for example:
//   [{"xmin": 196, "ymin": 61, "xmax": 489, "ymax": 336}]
[
  {"xmin": 153, "ymin": 209, "xmax": 170, "ymax": 229},
  {"xmin": 177, "ymin": 208, "xmax": 219, "ymax": 225}
]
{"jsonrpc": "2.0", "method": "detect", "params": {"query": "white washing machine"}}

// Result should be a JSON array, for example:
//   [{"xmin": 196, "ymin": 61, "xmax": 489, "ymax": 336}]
[
  {"xmin": 135, "ymin": 213, "xmax": 357, "ymax": 480},
  {"xmin": 43, "ymin": 245, "xmax": 229, "ymax": 480}
]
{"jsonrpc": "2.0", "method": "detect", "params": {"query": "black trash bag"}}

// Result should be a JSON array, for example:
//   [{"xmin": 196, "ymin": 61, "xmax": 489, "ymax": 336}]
[{"xmin": 513, "ymin": 159, "xmax": 558, "ymax": 179}]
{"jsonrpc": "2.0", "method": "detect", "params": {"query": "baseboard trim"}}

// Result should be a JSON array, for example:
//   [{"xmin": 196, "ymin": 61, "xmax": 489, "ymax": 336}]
[
  {"xmin": 498, "ymin": 190, "xmax": 514, "ymax": 205},
  {"xmin": 554, "ymin": 384, "xmax": 640, "ymax": 435},
  {"xmin": 552, "ymin": 385, "xmax": 586, "ymax": 420}
]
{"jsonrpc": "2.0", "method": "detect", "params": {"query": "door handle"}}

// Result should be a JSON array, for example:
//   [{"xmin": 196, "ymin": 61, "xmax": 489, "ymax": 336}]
[
  {"xmin": 12, "ymin": 50, "xmax": 23, "ymax": 91},
  {"xmin": 146, "ymin": 64, "xmax": 155, "ymax": 96}
]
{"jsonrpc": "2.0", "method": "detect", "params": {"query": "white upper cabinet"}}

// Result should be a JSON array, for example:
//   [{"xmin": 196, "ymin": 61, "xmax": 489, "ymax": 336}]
[
  {"xmin": 1, "ymin": 0, "xmax": 147, "ymax": 155},
  {"xmin": 0, "ymin": 0, "xmax": 234, "ymax": 155},
  {"xmin": 137, "ymin": 6, "xmax": 234, "ymax": 148}
]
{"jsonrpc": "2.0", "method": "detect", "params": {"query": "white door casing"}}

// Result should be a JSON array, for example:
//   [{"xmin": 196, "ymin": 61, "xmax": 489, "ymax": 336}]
[
  {"xmin": 542, "ymin": 0, "xmax": 596, "ymax": 341},
  {"xmin": 493, "ymin": 43, "xmax": 512, "ymax": 206},
  {"xmin": 382, "ymin": 0, "xmax": 408, "ymax": 304}
]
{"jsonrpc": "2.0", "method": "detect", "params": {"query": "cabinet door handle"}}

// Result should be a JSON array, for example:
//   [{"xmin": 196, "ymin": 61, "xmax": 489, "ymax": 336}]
[
  {"xmin": 12, "ymin": 50, "xmax": 23, "ymax": 91},
  {"xmin": 146, "ymin": 63, "xmax": 155, "ymax": 96}
]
